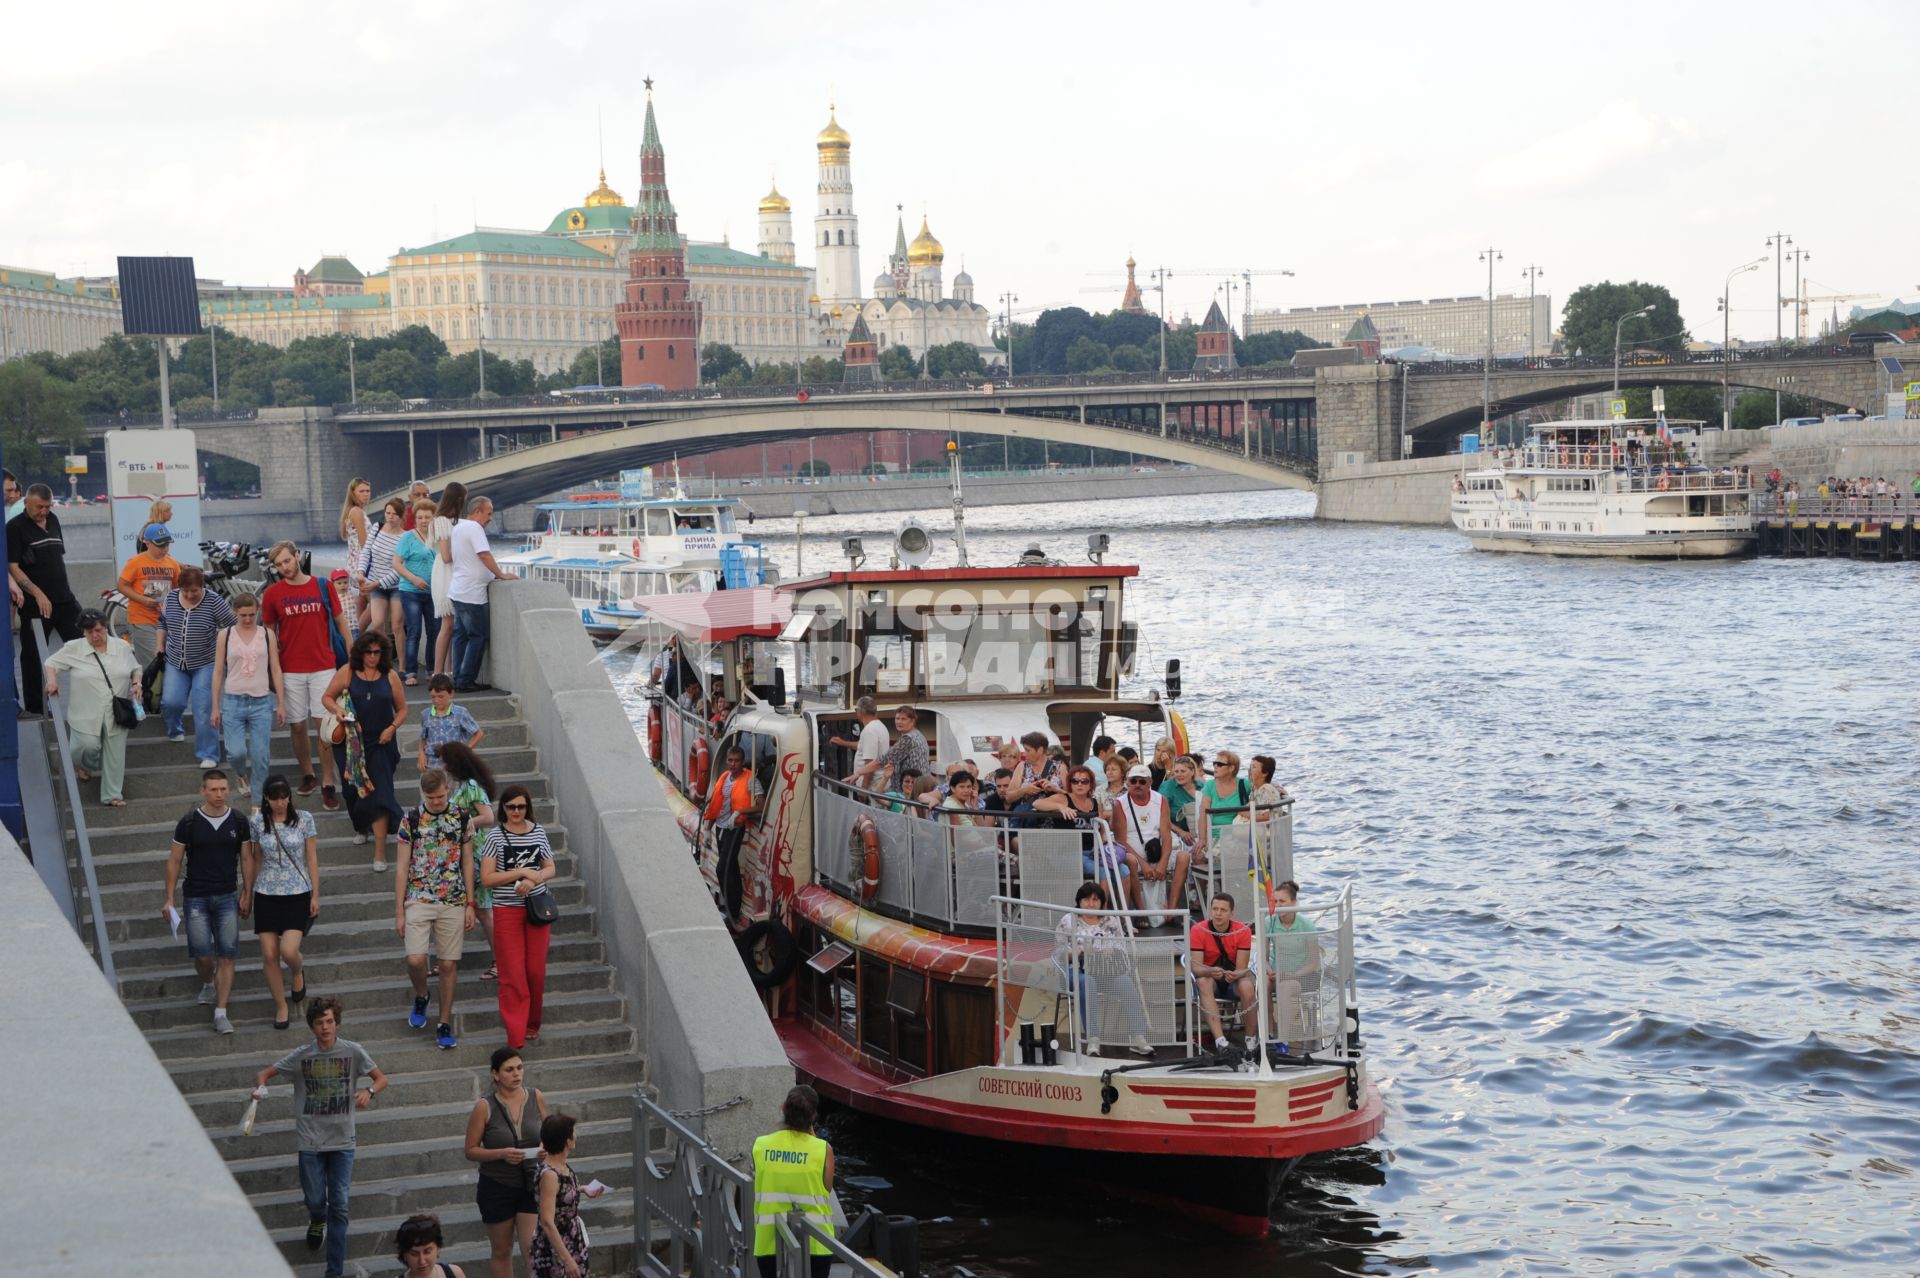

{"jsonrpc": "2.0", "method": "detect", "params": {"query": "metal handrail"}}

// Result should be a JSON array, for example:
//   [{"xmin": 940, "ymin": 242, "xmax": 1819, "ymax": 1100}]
[
  {"xmin": 1756, "ymin": 495, "xmax": 1920, "ymax": 519},
  {"xmin": 633, "ymin": 1090, "xmax": 894, "ymax": 1278},
  {"xmin": 32, "ymin": 619, "xmax": 117, "ymax": 986}
]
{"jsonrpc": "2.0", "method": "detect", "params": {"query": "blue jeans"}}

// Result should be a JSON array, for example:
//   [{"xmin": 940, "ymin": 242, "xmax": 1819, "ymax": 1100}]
[
  {"xmin": 398, "ymin": 591, "xmax": 434, "ymax": 677},
  {"xmin": 298, "ymin": 1148, "xmax": 356, "ymax": 1278},
  {"xmin": 184, "ymin": 891, "xmax": 240, "ymax": 959},
  {"xmin": 451, "ymin": 599, "xmax": 489, "ymax": 687},
  {"xmin": 220, "ymin": 692, "xmax": 275, "ymax": 795},
  {"xmin": 163, "ymin": 661, "xmax": 219, "ymax": 759}
]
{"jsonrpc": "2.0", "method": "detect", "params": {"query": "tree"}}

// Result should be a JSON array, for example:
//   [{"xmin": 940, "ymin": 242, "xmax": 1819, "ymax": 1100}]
[
  {"xmin": 1064, "ymin": 335, "xmax": 1111, "ymax": 374},
  {"xmin": 750, "ymin": 361, "xmax": 798, "ymax": 386},
  {"xmin": 799, "ymin": 355, "xmax": 844, "ymax": 383},
  {"xmin": 925, "ymin": 341, "xmax": 984, "ymax": 379},
  {"xmin": 1109, "ymin": 343, "xmax": 1151, "ymax": 372},
  {"xmin": 878, "ymin": 345, "xmax": 917, "ymax": 381},
  {"xmin": 1621, "ymin": 384, "xmax": 1724, "ymax": 425},
  {"xmin": 1732, "ymin": 389, "xmax": 1816, "ymax": 429},
  {"xmin": 0, "ymin": 360, "xmax": 83, "ymax": 483},
  {"xmin": 1561, "ymin": 281, "xmax": 1689, "ymax": 360},
  {"xmin": 1031, "ymin": 307, "xmax": 1099, "ymax": 373},
  {"xmin": 360, "ymin": 348, "xmax": 425, "ymax": 398},
  {"xmin": 798, "ymin": 459, "xmax": 831, "ymax": 477},
  {"xmin": 563, "ymin": 337, "xmax": 621, "ymax": 387},
  {"xmin": 701, "ymin": 343, "xmax": 750, "ymax": 385},
  {"xmin": 1237, "ymin": 329, "xmax": 1324, "ymax": 367}
]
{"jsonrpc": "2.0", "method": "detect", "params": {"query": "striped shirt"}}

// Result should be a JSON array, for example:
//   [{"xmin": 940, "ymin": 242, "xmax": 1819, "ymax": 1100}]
[
  {"xmin": 160, "ymin": 591, "xmax": 235, "ymax": 672},
  {"xmin": 361, "ymin": 527, "xmax": 403, "ymax": 589},
  {"xmin": 481, "ymin": 822, "xmax": 553, "ymax": 909}
]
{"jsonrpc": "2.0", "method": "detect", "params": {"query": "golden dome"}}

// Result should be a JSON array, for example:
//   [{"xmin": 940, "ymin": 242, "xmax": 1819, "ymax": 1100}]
[
  {"xmin": 817, "ymin": 109, "xmax": 850, "ymax": 149},
  {"xmin": 830, "ymin": 305, "xmax": 843, "ymax": 319},
  {"xmin": 907, "ymin": 216, "xmax": 944, "ymax": 266},
  {"xmin": 807, "ymin": 293, "xmax": 820, "ymax": 304},
  {"xmin": 759, "ymin": 181, "xmax": 791, "ymax": 214},
  {"xmin": 583, "ymin": 168, "xmax": 624, "ymax": 208}
]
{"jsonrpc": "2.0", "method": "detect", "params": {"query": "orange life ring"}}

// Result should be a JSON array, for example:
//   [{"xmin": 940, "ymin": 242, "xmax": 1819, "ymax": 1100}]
[
  {"xmin": 854, "ymin": 815, "xmax": 881, "ymax": 902},
  {"xmin": 689, "ymin": 736, "xmax": 711, "ymax": 799},
  {"xmin": 632, "ymin": 538, "xmax": 641, "ymax": 557},
  {"xmin": 647, "ymin": 703, "xmax": 662, "ymax": 765}
]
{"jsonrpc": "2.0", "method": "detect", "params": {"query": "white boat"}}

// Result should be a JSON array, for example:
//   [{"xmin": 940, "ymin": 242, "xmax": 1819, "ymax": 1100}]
[
  {"xmin": 1450, "ymin": 419, "xmax": 1755, "ymax": 558},
  {"xmin": 495, "ymin": 469, "xmax": 771, "ymax": 637}
]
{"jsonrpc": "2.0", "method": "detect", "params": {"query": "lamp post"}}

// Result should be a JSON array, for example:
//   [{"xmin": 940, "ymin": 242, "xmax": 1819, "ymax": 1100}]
[
  {"xmin": 1785, "ymin": 245, "xmax": 1810, "ymax": 343},
  {"xmin": 1613, "ymin": 304, "xmax": 1655, "ymax": 394},
  {"xmin": 1519, "ymin": 265, "xmax": 1544, "ymax": 360},
  {"xmin": 1719, "ymin": 257, "xmax": 1766, "ymax": 429},
  {"xmin": 1478, "ymin": 246, "xmax": 1502, "ymax": 434},
  {"xmin": 998, "ymin": 290, "xmax": 1018, "ymax": 378},
  {"xmin": 1764, "ymin": 232, "xmax": 1792, "ymax": 420},
  {"xmin": 346, "ymin": 332, "xmax": 357, "ymax": 405},
  {"xmin": 210, "ymin": 321, "xmax": 220, "ymax": 408},
  {"xmin": 472, "ymin": 300, "xmax": 488, "ymax": 398},
  {"xmin": 594, "ymin": 319, "xmax": 605, "ymax": 387},
  {"xmin": 1150, "ymin": 267, "xmax": 1171, "ymax": 372}
]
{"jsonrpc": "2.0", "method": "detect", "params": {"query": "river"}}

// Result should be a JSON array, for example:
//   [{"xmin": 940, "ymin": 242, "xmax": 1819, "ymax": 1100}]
[{"xmin": 622, "ymin": 490, "xmax": 1920, "ymax": 1276}]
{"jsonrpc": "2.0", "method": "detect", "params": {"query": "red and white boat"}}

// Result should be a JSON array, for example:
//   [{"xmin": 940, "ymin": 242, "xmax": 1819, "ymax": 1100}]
[{"xmin": 632, "ymin": 496, "xmax": 1383, "ymax": 1234}]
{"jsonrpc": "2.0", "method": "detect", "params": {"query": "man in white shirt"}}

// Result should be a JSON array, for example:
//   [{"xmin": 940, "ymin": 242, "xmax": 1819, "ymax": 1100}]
[
  {"xmin": 446, "ymin": 496, "xmax": 517, "ymax": 693},
  {"xmin": 836, "ymin": 696, "xmax": 892, "ymax": 787}
]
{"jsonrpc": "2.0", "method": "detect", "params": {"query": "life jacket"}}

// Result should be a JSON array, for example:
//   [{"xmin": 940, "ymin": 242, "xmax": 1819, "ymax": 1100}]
[
  {"xmin": 751, "ymin": 1128, "xmax": 833, "ymax": 1256},
  {"xmin": 703, "ymin": 768, "xmax": 755, "ymax": 824}
]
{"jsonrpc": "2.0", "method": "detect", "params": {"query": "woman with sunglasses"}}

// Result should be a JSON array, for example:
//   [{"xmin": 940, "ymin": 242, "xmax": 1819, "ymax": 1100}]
[
  {"xmin": 322, "ymin": 631, "xmax": 408, "ymax": 872},
  {"xmin": 1032, "ymin": 765, "xmax": 1135, "ymax": 901},
  {"xmin": 244, "ymin": 774, "xmax": 322, "ymax": 1029},
  {"xmin": 1195, "ymin": 750, "xmax": 1252, "ymax": 858},
  {"xmin": 481, "ymin": 786, "xmax": 556, "ymax": 1052}
]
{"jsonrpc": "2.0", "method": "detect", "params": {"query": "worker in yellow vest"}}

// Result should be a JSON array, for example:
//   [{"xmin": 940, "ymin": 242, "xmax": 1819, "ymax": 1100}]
[{"xmin": 751, "ymin": 1084, "xmax": 835, "ymax": 1277}]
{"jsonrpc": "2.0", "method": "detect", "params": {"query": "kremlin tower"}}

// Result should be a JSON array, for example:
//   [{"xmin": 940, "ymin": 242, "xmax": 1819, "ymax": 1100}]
[
  {"xmin": 757, "ymin": 179, "xmax": 795, "ymax": 265},
  {"xmin": 813, "ymin": 105, "xmax": 862, "ymax": 309},
  {"xmin": 616, "ymin": 83, "xmax": 700, "ymax": 391}
]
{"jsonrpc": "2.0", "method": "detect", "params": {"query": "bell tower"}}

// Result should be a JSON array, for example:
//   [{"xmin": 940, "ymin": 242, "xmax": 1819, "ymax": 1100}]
[{"xmin": 813, "ymin": 105, "xmax": 861, "ymax": 309}]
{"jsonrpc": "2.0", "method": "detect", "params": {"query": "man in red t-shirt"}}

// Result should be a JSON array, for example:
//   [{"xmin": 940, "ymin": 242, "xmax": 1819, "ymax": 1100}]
[
  {"xmin": 1189, "ymin": 892, "xmax": 1257, "ymax": 1053},
  {"xmin": 261, "ymin": 541, "xmax": 351, "ymax": 809}
]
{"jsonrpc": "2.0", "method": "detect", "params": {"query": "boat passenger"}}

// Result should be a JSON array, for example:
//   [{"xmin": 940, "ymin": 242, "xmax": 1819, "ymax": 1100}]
[
  {"xmin": 982, "ymin": 767, "xmax": 1018, "ymax": 815},
  {"xmin": 1147, "ymin": 737, "xmax": 1176, "ymax": 790},
  {"xmin": 1196, "ymin": 751, "xmax": 1252, "ymax": 852},
  {"xmin": 1007, "ymin": 731, "xmax": 1064, "ymax": 806},
  {"xmin": 1189, "ymin": 892, "xmax": 1258, "ymax": 1054},
  {"xmin": 832, "ymin": 696, "xmax": 889, "ymax": 784},
  {"xmin": 1081, "ymin": 734, "xmax": 1118, "ymax": 777},
  {"xmin": 875, "ymin": 705, "xmax": 930, "ymax": 794},
  {"xmin": 1033, "ymin": 766, "xmax": 1133, "ymax": 898},
  {"xmin": 939, "ymin": 773, "xmax": 983, "ymax": 826},
  {"xmin": 1094, "ymin": 755, "xmax": 1127, "ymax": 809},
  {"xmin": 1113, "ymin": 763, "xmax": 1188, "ymax": 926},
  {"xmin": 1244, "ymin": 755, "xmax": 1287, "ymax": 823},
  {"xmin": 1053, "ymin": 881, "xmax": 1152, "ymax": 1058},
  {"xmin": 1264, "ymin": 879, "xmax": 1320, "ymax": 1050}
]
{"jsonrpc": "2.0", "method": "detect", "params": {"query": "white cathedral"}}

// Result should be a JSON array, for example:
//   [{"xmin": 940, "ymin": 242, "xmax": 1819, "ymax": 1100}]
[{"xmin": 752, "ymin": 107, "xmax": 1000, "ymax": 370}]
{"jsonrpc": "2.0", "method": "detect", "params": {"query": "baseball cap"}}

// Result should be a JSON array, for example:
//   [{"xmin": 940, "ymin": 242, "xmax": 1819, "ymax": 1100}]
[
  {"xmin": 142, "ymin": 522, "xmax": 173, "ymax": 544},
  {"xmin": 1126, "ymin": 763, "xmax": 1153, "ymax": 781}
]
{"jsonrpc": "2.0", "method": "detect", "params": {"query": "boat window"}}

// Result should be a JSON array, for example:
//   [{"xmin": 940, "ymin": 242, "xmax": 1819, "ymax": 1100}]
[
  {"xmin": 674, "ymin": 510, "xmax": 718, "ymax": 533},
  {"xmin": 933, "ymin": 983, "xmax": 996, "ymax": 1073},
  {"xmin": 645, "ymin": 508, "xmax": 672, "ymax": 537},
  {"xmin": 621, "ymin": 509, "xmax": 640, "ymax": 532}
]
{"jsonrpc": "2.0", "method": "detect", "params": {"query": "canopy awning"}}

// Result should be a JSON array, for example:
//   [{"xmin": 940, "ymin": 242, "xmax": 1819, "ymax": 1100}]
[{"xmin": 625, "ymin": 586, "xmax": 792, "ymax": 642}]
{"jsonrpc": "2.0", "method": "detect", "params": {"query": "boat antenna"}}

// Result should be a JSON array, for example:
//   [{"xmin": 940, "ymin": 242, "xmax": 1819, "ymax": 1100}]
[{"xmin": 946, "ymin": 438, "xmax": 969, "ymax": 567}]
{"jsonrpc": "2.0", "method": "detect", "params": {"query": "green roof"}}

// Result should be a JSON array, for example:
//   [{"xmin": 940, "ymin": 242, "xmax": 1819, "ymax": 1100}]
[
  {"xmin": 397, "ymin": 231, "xmax": 614, "ymax": 261},
  {"xmin": 303, "ymin": 255, "xmax": 364, "ymax": 282},
  {"xmin": 1344, "ymin": 314, "xmax": 1379, "ymax": 342},
  {"xmin": 686, "ymin": 243, "xmax": 808, "ymax": 275},
  {"xmin": 545, "ymin": 204, "xmax": 635, "ymax": 235},
  {"xmin": 0, "ymin": 267, "xmax": 115, "ymax": 302},
  {"xmin": 200, "ymin": 293, "xmax": 391, "ymax": 316}
]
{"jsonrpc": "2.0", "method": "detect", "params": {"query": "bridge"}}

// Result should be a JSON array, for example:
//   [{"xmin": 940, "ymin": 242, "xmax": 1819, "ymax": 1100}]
[{"xmin": 86, "ymin": 345, "xmax": 1892, "ymax": 521}]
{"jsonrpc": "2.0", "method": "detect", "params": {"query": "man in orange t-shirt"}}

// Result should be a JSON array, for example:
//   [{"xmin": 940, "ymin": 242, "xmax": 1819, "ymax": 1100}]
[{"xmin": 115, "ymin": 522, "xmax": 181, "ymax": 665}]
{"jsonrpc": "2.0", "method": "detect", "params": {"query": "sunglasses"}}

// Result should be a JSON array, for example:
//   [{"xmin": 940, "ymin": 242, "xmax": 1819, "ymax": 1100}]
[
  {"xmin": 1213, "ymin": 761, "xmax": 1234, "ymax": 769},
  {"xmin": 502, "ymin": 802, "xmax": 530, "ymax": 812},
  {"xmin": 1127, "ymin": 778, "xmax": 1150, "ymax": 785},
  {"xmin": 1070, "ymin": 778, "xmax": 1092, "ymax": 786}
]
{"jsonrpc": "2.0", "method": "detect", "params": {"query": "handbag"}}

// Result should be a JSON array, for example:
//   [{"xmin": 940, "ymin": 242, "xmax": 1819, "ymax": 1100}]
[
  {"xmin": 95, "ymin": 650, "xmax": 139, "ymax": 730},
  {"xmin": 141, "ymin": 651, "xmax": 166, "ymax": 713},
  {"xmin": 525, "ymin": 887, "xmax": 559, "ymax": 927}
]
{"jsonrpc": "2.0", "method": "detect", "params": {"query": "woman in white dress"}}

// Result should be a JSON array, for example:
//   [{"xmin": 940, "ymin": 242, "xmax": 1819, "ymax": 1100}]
[
  {"xmin": 338, "ymin": 476, "xmax": 372, "ymax": 639},
  {"xmin": 43, "ymin": 609, "xmax": 143, "ymax": 807},
  {"xmin": 431, "ymin": 481, "xmax": 467, "ymax": 681}
]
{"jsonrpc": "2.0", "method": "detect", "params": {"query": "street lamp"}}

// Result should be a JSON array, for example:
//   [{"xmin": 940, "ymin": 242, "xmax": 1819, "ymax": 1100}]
[
  {"xmin": 1478, "ymin": 246, "xmax": 1502, "ymax": 434},
  {"xmin": 1719, "ymin": 257, "xmax": 1766, "ymax": 429},
  {"xmin": 998, "ymin": 290, "xmax": 1019, "ymax": 378},
  {"xmin": 1764, "ymin": 231, "xmax": 1792, "ymax": 420},
  {"xmin": 1519, "ymin": 265, "xmax": 1544, "ymax": 360},
  {"xmin": 1613, "ymin": 304, "xmax": 1655, "ymax": 393}
]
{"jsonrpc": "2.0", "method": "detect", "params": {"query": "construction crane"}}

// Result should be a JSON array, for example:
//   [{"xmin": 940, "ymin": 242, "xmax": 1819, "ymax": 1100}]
[{"xmin": 1796, "ymin": 284, "xmax": 1893, "ymax": 340}]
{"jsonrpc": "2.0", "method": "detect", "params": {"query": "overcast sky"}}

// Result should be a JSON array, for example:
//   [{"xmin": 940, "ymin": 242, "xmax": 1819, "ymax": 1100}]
[{"xmin": 8, "ymin": 0, "xmax": 1913, "ymax": 344}]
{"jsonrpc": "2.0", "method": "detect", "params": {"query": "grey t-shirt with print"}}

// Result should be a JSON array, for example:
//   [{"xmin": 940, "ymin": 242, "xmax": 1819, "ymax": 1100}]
[{"xmin": 272, "ymin": 1038, "xmax": 379, "ymax": 1151}]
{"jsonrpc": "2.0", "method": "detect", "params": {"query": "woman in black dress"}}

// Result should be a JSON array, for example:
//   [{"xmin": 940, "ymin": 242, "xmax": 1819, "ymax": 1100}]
[{"xmin": 322, "ymin": 631, "xmax": 407, "ymax": 872}]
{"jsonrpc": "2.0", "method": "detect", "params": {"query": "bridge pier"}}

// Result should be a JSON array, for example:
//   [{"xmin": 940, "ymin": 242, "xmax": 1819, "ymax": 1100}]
[{"xmin": 1313, "ymin": 364, "xmax": 1404, "ymax": 469}]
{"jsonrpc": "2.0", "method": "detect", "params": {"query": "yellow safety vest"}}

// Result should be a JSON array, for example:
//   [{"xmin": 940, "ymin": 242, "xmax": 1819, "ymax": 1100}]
[{"xmin": 751, "ymin": 1127, "xmax": 833, "ymax": 1256}]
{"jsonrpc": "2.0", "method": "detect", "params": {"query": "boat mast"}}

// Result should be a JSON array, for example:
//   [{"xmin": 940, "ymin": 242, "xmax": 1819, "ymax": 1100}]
[{"xmin": 947, "ymin": 438, "xmax": 969, "ymax": 568}]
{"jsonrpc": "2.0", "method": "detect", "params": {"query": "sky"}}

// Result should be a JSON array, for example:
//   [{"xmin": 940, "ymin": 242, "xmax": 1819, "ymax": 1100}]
[{"xmin": 7, "ymin": 0, "xmax": 1915, "ymax": 345}]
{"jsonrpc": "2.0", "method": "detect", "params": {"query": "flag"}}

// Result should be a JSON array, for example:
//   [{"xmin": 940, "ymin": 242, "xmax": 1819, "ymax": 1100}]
[{"xmin": 1657, "ymin": 417, "xmax": 1672, "ymax": 445}]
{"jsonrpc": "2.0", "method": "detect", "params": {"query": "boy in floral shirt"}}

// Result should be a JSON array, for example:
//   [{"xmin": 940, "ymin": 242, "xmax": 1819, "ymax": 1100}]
[{"xmin": 394, "ymin": 769, "xmax": 475, "ymax": 1050}]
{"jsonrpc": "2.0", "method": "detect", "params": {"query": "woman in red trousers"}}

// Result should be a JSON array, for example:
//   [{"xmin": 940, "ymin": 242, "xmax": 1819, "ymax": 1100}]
[{"xmin": 480, "ymin": 785, "xmax": 556, "ymax": 1050}]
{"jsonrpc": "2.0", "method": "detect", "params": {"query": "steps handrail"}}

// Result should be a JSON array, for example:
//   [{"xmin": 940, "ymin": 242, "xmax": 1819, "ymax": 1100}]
[{"xmin": 32, "ymin": 619, "xmax": 117, "ymax": 987}]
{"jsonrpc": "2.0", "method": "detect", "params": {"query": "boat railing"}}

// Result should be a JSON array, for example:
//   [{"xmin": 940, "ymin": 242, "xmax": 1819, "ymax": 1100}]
[
  {"xmin": 813, "ymin": 774, "xmax": 1142, "ymax": 937},
  {"xmin": 1615, "ymin": 467, "xmax": 1751, "ymax": 494},
  {"xmin": 631, "ymin": 1089, "xmax": 897, "ymax": 1278},
  {"xmin": 657, "ymin": 692, "xmax": 719, "ymax": 802},
  {"xmin": 991, "ymin": 885, "xmax": 1356, "ymax": 1070},
  {"xmin": 1194, "ymin": 800, "xmax": 1295, "ymax": 914}
]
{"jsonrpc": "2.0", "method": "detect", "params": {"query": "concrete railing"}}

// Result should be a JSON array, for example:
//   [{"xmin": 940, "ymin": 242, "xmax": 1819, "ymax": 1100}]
[
  {"xmin": 482, "ymin": 580, "xmax": 790, "ymax": 1159},
  {"xmin": 0, "ymin": 827, "xmax": 291, "ymax": 1275}
]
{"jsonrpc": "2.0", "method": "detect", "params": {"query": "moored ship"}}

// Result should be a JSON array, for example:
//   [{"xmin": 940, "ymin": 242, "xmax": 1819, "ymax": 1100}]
[
  {"xmin": 627, "ymin": 475, "xmax": 1383, "ymax": 1234},
  {"xmin": 1450, "ymin": 419, "xmax": 1755, "ymax": 557}
]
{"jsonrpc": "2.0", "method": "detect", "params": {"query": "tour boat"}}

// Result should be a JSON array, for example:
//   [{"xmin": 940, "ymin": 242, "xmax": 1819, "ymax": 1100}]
[
  {"xmin": 493, "ymin": 469, "xmax": 770, "ymax": 637},
  {"xmin": 1450, "ymin": 418, "xmax": 1755, "ymax": 557},
  {"xmin": 628, "ymin": 472, "xmax": 1384, "ymax": 1235}
]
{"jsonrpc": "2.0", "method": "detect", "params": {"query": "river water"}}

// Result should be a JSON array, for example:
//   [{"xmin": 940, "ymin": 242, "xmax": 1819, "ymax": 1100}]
[{"xmin": 621, "ymin": 490, "xmax": 1919, "ymax": 1276}]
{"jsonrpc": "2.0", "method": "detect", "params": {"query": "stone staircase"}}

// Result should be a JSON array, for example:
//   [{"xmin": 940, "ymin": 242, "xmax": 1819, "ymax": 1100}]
[{"xmin": 59, "ymin": 690, "xmax": 646, "ymax": 1275}]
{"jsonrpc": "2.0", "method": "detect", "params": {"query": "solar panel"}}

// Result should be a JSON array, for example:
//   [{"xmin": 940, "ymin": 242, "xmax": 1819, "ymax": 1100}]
[
  {"xmin": 1881, "ymin": 356, "xmax": 1904, "ymax": 375},
  {"xmin": 116, "ymin": 256, "xmax": 202, "ymax": 336}
]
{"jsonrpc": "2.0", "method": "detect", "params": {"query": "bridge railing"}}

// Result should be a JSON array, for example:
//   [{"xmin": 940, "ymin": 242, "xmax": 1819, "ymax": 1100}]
[
  {"xmin": 84, "ymin": 406, "xmax": 260, "ymax": 429},
  {"xmin": 1403, "ymin": 344, "xmax": 1875, "ymax": 378}
]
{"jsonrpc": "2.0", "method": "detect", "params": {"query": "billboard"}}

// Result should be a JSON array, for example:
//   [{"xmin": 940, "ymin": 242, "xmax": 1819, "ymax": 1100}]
[{"xmin": 106, "ymin": 430, "xmax": 203, "ymax": 568}]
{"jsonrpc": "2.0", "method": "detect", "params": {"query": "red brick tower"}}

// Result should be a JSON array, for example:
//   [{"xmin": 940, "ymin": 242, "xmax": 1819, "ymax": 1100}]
[
  {"xmin": 1192, "ymin": 299, "xmax": 1237, "ymax": 371},
  {"xmin": 842, "ymin": 312, "xmax": 879, "ymax": 382},
  {"xmin": 616, "ymin": 82, "xmax": 700, "ymax": 390}
]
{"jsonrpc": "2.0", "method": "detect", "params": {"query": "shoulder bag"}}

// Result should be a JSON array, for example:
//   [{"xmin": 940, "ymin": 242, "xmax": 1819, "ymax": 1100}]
[
  {"xmin": 94, "ymin": 650, "xmax": 140, "ymax": 730},
  {"xmin": 503, "ymin": 828, "xmax": 560, "ymax": 927}
]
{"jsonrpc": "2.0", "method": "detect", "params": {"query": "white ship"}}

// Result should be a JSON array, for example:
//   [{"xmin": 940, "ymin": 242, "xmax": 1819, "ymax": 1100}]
[
  {"xmin": 495, "ymin": 469, "xmax": 770, "ymax": 637},
  {"xmin": 1450, "ymin": 419, "xmax": 1755, "ymax": 558}
]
